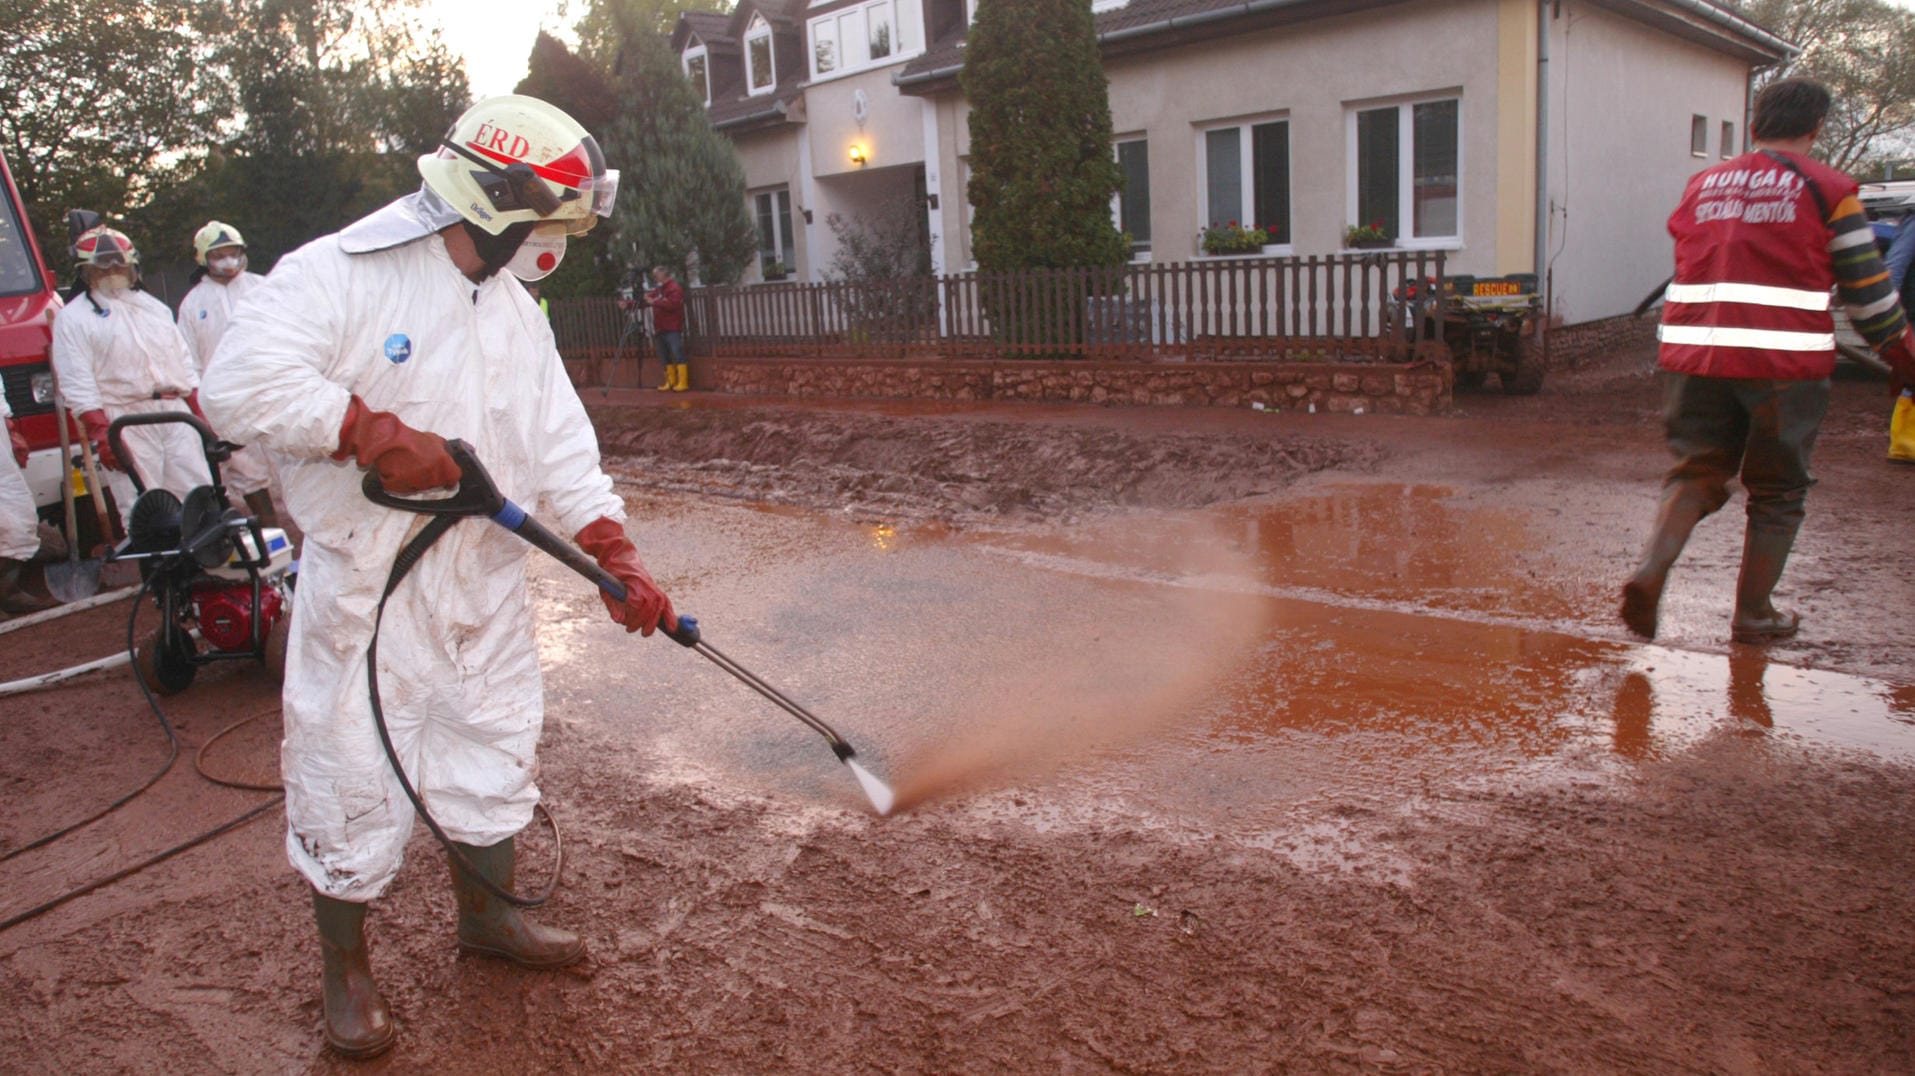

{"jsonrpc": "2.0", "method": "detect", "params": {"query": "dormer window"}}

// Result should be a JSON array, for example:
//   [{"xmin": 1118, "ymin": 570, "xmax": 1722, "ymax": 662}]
[
  {"xmin": 808, "ymin": 0, "xmax": 923, "ymax": 81},
  {"xmin": 746, "ymin": 14, "xmax": 775, "ymax": 95},
  {"xmin": 683, "ymin": 40, "xmax": 709, "ymax": 105}
]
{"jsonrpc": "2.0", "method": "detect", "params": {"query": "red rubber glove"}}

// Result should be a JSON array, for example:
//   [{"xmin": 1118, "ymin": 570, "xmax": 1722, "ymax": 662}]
[
  {"xmin": 575, "ymin": 517, "xmax": 675, "ymax": 637},
  {"xmin": 6, "ymin": 417, "xmax": 27, "ymax": 470},
  {"xmin": 78, "ymin": 409, "xmax": 119, "ymax": 471},
  {"xmin": 331, "ymin": 395, "xmax": 460, "ymax": 493},
  {"xmin": 186, "ymin": 389, "xmax": 206, "ymax": 422}
]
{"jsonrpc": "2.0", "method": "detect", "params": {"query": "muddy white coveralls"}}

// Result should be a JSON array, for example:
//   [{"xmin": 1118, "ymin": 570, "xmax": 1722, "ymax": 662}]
[
  {"xmin": 0, "ymin": 395, "xmax": 38, "ymax": 561},
  {"xmin": 177, "ymin": 271, "xmax": 275, "ymax": 495},
  {"xmin": 200, "ymin": 190, "xmax": 623, "ymax": 901},
  {"xmin": 49, "ymin": 288, "xmax": 211, "ymax": 524}
]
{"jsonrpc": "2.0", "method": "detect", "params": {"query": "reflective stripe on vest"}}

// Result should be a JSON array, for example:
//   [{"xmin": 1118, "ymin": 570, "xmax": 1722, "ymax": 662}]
[
  {"xmin": 1656, "ymin": 324, "xmax": 1835, "ymax": 351},
  {"xmin": 1663, "ymin": 282, "xmax": 1831, "ymax": 312}
]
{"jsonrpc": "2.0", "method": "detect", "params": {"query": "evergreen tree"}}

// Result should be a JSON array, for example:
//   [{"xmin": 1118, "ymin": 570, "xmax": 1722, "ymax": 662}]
[
  {"xmin": 515, "ymin": 32, "xmax": 620, "ymax": 298},
  {"xmin": 602, "ymin": 25, "xmax": 755, "ymax": 285},
  {"xmin": 960, "ymin": 0, "xmax": 1126, "ymax": 273}
]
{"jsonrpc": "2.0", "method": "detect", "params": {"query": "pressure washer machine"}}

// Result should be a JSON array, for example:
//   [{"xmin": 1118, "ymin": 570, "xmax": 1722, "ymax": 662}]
[{"xmin": 106, "ymin": 412, "xmax": 295, "ymax": 695}]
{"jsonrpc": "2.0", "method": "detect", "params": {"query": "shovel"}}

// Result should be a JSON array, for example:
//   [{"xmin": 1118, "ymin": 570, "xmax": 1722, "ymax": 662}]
[{"xmin": 42, "ymin": 399, "xmax": 99, "ymax": 602}]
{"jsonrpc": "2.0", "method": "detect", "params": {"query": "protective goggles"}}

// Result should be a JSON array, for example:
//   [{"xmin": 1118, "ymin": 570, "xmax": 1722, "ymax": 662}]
[
  {"xmin": 86, "ymin": 251, "xmax": 131, "ymax": 269},
  {"xmin": 441, "ymin": 138, "xmax": 619, "ymax": 236}
]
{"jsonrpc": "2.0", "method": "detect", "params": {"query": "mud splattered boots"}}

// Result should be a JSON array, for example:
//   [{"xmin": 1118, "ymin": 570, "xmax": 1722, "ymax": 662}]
[
  {"xmin": 448, "ymin": 838, "xmax": 585, "ymax": 967},
  {"xmin": 1619, "ymin": 489, "xmax": 1709, "ymax": 640},
  {"xmin": 0, "ymin": 557, "xmax": 57, "ymax": 616},
  {"xmin": 1729, "ymin": 522, "xmax": 1801, "ymax": 644},
  {"xmin": 311, "ymin": 890, "xmax": 396, "ymax": 1059}
]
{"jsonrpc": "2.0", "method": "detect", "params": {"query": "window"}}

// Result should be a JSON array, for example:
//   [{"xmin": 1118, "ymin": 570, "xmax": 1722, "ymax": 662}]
[
  {"xmin": 683, "ymin": 43, "xmax": 709, "ymax": 105},
  {"xmin": 1200, "ymin": 117, "xmax": 1290, "ymax": 248},
  {"xmin": 1720, "ymin": 120, "xmax": 1735, "ymax": 159},
  {"xmin": 809, "ymin": 0, "xmax": 924, "ymax": 79},
  {"xmin": 1691, "ymin": 114, "xmax": 1708, "ymax": 157},
  {"xmin": 813, "ymin": 17, "xmax": 838, "ymax": 74},
  {"xmin": 1091, "ymin": 0, "xmax": 1130, "ymax": 11},
  {"xmin": 1350, "ymin": 96, "xmax": 1459, "ymax": 244},
  {"xmin": 747, "ymin": 15, "xmax": 774, "ymax": 94},
  {"xmin": 756, "ymin": 189, "xmax": 795, "ymax": 277},
  {"xmin": 1115, "ymin": 138, "xmax": 1151, "ymax": 254}
]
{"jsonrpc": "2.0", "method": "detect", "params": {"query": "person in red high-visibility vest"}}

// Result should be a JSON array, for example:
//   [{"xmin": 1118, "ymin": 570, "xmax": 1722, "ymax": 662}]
[{"xmin": 1623, "ymin": 76, "xmax": 1915, "ymax": 644}]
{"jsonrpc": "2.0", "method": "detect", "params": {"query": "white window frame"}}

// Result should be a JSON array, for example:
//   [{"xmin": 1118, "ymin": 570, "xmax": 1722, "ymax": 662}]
[
  {"xmin": 754, "ymin": 187, "xmax": 795, "ymax": 279},
  {"xmin": 746, "ymin": 14, "xmax": 775, "ymax": 96},
  {"xmin": 1196, "ymin": 114, "xmax": 1293, "ymax": 257},
  {"xmin": 808, "ymin": 0, "xmax": 925, "ymax": 82},
  {"xmin": 1111, "ymin": 136, "xmax": 1151, "ymax": 262},
  {"xmin": 1091, "ymin": 0, "xmax": 1130, "ymax": 11},
  {"xmin": 682, "ymin": 41, "xmax": 710, "ymax": 105},
  {"xmin": 1344, "ymin": 93, "xmax": 1462, "ymax": 251}
]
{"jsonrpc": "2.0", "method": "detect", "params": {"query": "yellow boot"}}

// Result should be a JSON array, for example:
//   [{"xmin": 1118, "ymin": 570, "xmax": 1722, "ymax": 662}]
[
  {"xmin": 671, "ymin": 364, "xmax": 689, "ymax": 392},
  {"xmin": 655, "ymin": 361, "xmax": 672, "ymax": 390},
  {"xmin": 1890, "ymin": 391, "xmax": 1915, "ymax": 463}
]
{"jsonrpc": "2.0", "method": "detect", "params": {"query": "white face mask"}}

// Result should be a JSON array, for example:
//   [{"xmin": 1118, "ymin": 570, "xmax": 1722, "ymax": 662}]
[
  {"xmin": 506, "ymin": 225, "xmax": 567, "ymax": 282},
  {"xmin": 93, "ymin": 270, "xmax": 132, "ymax": 297},
  {"xmin": 209, "ymin": 253, "xmax": 245, "ymax": 279}
]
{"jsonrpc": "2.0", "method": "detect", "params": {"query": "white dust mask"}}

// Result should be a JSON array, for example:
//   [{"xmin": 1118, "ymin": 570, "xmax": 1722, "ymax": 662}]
[{"xmin": 506, "ymin": 226, "xmax": 567, "ymax": 282}]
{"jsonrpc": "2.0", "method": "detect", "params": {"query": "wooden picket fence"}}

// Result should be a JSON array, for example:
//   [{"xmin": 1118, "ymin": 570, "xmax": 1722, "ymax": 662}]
[{"xmin": 549, "ymin": 251, "xmax": 1447, "ymax": 374}]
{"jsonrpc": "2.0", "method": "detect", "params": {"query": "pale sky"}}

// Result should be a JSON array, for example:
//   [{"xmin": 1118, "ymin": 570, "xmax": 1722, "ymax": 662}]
[{"xmin": 421, "ymin": 0, "xmax": 578, "ymax": 99}]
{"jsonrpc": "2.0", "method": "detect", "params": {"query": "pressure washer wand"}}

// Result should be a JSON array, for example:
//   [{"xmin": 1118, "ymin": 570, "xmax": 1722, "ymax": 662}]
[{"xmin": 363, "ymin": 440, "xmax": 894, "ymax": 816}]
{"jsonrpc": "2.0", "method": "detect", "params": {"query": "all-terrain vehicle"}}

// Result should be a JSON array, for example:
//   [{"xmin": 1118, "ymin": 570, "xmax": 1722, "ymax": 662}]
[{"xmin": 1391, "ymin": 272, "xmax": 1547, "ymax": 395}]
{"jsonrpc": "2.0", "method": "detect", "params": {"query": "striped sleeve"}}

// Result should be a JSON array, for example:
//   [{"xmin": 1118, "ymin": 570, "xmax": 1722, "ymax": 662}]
[{"xmin": 1827, "ymin": 193, "xmax": 1908, "ymax": 346}]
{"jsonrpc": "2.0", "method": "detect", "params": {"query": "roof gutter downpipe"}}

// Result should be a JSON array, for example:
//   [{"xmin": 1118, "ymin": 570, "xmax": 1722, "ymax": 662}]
[{"xmin": 1536, "ymin": 0, "xmax": 1550, "ymax": 284}]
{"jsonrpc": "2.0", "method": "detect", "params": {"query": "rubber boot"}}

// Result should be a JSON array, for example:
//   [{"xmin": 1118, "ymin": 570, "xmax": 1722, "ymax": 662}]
[
  {"xmin": 1619, "ymin": 489, "xmax": 1709, "ymax": 640},
  {"xmin": 1730, "ymin": 521, "xmax": 1801, "ymax": 644},
  {"xmin": 243, "ymin": 488, "xmax": 281, "ymax": 529},
  {"xmin": 0, "ymin": 557, "xmax": 57, "ymax": 615},
  {"xmin": 311, "ymin": 890, "xmax": 396, "ymax": 1059},
  {"xmin": 671, "ymin": 364, "xmax": 689, "ymax": 392},
  {"xmin": 448, "ymin": 839, "xmax": 585, "ymax": 967},
  {"xmin": 656, "ymin": 363, "xmax": 672, "ymax": 391},
  {"xmin": 1889, "ymin": 391, "xmax": 1915, "ymax": 464}
]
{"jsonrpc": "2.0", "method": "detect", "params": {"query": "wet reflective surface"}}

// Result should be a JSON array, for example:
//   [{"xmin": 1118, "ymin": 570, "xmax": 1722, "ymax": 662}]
[{"xmin": 535, "ymin": 481, "xmax": 1915, "ymax": 834}]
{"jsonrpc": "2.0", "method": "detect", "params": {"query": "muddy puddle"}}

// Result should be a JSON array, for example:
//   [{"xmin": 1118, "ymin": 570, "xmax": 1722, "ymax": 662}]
[{"xmin": 538, "ymin": 480, "xmax": 1915, "ymax": 842}]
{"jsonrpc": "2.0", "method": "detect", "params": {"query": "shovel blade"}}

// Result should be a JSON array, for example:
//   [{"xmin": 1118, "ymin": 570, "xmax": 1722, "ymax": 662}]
[{"xmin": 44, "ymin": 558, "xmax": 101, "ymax": 602}]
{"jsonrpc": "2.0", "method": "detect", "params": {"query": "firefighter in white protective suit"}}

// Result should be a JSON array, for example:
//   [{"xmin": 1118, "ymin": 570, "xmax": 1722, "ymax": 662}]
[
  {"xmin": 49, "ymin": 226, "xmax": 211, "ymax": 526},
  {"xmin": 1, "ymin": 395, "xmax": 55, "ymax": 614},
  {"xmin": 200, "ymin": 95, "xmax": 675, "ymax": 1060},
  {"xmin": 176, "ymin": 220, "xmax": 279, "ymax": 526}
]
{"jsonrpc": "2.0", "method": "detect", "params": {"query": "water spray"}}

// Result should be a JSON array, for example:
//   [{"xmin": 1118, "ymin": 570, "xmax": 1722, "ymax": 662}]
[{"xmin": 363, "ymin": 440, "xmax": 895, "ymax": 816}]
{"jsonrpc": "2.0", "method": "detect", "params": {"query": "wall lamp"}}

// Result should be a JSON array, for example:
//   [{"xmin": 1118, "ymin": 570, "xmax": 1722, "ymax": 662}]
[{"xmin": 848, "ymin": 144, "xmax": 868, "ymax": 166}]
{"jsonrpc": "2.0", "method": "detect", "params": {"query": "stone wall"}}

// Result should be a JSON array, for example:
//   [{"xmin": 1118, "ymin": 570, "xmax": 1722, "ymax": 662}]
[
  {"xmin": 712, "ymin": 357, "xmax": 1452, "ymax": 414},
  {"xmin": 1543, "ymin": 312, "xmax": 1659, "ymax": 368}
]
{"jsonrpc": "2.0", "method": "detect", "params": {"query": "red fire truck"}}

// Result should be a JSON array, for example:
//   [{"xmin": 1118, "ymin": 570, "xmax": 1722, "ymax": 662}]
[{"xmin": 0, "ymin": 147, "xmax": 68, "ymax": 520}]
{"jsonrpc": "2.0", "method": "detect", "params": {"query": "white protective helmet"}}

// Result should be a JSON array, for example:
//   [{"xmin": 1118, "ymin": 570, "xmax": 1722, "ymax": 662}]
[
  {"xmin": 74, "ymin": 225, "xmax": 139, "ymax": 270},
  {"xmin": 418, "ymin": 95, "xmax": 618, "ymax": 237},
  {"xmin": 193, "ymin": 220, "xmax": 246, "ymax": 265}
]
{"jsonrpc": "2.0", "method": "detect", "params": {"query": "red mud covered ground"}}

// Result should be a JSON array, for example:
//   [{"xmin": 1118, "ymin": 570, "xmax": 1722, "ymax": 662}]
[{"xmin": 3, "ymin": 346, "xmax": 1914, "ymax": 1073}]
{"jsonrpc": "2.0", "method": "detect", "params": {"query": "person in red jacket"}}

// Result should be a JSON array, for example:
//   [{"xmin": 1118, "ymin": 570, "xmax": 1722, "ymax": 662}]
[
  {"xmin": 1622, "ymin": 77, "xmax": 1915, "ymax": 644},
  {"xmin": 643, "ymin": 264, "xmax": 688, "ymax": 391}
]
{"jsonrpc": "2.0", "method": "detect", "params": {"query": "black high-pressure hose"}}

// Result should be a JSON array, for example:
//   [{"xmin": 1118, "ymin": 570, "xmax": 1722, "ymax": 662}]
[
  {"xmin": 0, "ymin": 573, "xmax": 179, "ymax": 864},
  {"xmin": 0, "ymin": 575, "xmax": 285, "ymax": 933},
  {"xmin": 368, "ymin": 514, "xmax": 564, "ymax": 909}
]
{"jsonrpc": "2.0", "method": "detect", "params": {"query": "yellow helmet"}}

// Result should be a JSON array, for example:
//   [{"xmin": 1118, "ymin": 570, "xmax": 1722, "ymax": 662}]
[
  {"xmin": 193, "ymin": 220, "xmax": 246, "ymax": 265},
  {"xmin": 417, "ymin": 95, "xmax": 618, "ymax": 237}
]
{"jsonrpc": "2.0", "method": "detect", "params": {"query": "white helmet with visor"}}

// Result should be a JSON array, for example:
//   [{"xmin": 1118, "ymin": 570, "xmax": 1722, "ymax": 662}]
[{"xmin": 418, "ymin": 95, "xmax": 618, "ymax": 238}]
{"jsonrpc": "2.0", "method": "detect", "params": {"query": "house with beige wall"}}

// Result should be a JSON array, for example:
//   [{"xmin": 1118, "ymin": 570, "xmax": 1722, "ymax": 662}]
[{"xmin": 676, "ymin": 0, "xmax": 1789, "ymax": 326}]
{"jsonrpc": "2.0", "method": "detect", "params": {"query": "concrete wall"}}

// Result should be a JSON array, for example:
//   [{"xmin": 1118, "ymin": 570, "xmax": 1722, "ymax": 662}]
[{"xmin": 1540, "ymin": 0, "xmax": 1752, "ymax": 324}]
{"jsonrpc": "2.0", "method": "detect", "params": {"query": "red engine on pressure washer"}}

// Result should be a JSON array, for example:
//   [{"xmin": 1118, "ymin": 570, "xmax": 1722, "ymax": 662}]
[{"xmin": 194, "ymin": 581, "xmax": 285, "ymax": 653}]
